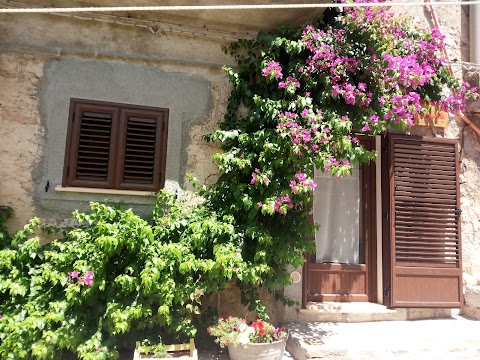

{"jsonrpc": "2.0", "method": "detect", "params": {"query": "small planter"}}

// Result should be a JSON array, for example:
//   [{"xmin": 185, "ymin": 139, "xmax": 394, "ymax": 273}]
[
  {"xmin": 227, "ymin": 335, "xmax": 288, "ymax": 360},
  {"xmin": 133, "ymin": 339, "xmax": 198, "ymax": 359},
  {"xmin": 415, "ymin": 101, "xmax": 449, "ymax": 128}
]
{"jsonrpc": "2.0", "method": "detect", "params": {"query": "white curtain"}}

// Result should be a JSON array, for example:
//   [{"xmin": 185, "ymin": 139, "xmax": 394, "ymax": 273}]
[{"xmin": 313, "ymin": 166, "xmax": 361, "ymax": 264}]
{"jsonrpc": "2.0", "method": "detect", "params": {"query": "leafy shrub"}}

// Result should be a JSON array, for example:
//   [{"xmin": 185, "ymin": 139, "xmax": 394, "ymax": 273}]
[
  {"xmin": 0, "ymin": 206, "xmax": 13, "ymax": 247},
  {"xmin": 0, "ymin": 191, "xmax": 288, "ymax": 359}
]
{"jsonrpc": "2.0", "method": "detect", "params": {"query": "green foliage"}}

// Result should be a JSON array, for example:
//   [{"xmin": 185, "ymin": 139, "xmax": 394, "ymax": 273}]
[
  {"xmin": 0, "ymin": 190, "xmax": 292, "ymax": 358},
  {"xmin": 0, "ymin": 193, "xmax": 243, "ymax": 359},
  {"xmin": 0, "ymin": 205, "xmax": 13, "ymax": 246}
]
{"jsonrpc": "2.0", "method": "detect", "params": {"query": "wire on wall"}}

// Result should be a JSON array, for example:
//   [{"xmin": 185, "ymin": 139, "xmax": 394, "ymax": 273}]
[{"xmin": 1, "ymin": 0, "xmax": 480, "ymax": 13}]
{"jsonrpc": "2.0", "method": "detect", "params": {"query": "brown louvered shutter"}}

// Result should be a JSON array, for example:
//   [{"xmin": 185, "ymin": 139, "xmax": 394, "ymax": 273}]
[
  {"xmin": 64, "ymin": 101, "xmax": 119, "ymax": 188},
  {"xmin": 115, "ymin": 109, "xmax": 168, "ymax": 191},
  {"xmin": 63, "ymin": 99, "xmax": 168, "ymax": 191},
  {"xmin": 387, "ymin": 134, "xmax": 462, "ymax": 307}
]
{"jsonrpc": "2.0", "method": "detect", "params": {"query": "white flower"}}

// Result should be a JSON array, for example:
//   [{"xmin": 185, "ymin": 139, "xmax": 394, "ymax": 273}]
[{"xmin": 238, "ymin": 326, "xmax": 254, "ymax": 345}]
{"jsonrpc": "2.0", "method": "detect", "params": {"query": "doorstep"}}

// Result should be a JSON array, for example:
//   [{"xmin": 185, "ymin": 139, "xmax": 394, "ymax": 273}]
[{"xmin": 293, "ymin": 302, "xmax": 459, "ymax": 323}]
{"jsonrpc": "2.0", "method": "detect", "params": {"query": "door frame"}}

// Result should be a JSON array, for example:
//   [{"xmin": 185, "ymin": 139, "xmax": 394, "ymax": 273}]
[{"xmin": 302, "ymin": 136, "xmax": 377, "ymax": 306}]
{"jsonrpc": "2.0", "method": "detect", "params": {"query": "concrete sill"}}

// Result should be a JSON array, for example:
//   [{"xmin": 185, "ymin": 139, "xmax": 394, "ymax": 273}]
[{"xmin": 55, "ymin": 186, "xmax": 156, "ymax": 197}]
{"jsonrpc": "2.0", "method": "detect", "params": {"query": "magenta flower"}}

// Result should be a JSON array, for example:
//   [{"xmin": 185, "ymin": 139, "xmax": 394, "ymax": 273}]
[
  {"xmin": 295, "ymin": 173, "xmax": 307, "ymax": 182},
  {"xmin": 262, "ymin": 60, "xmax": 283, "ymax": 79},
  {"xmin": 250, "ymin": 173, "xmax": 257, "ymax": 185},
  {"xmin": 361, "ymin": 124, "xmax": 371, "ymax": 132},
  {"xmin": 290, "ymin": 180, "xmax": 297, "ymax": 191},
  {"xmin": 307, "ymin": 181, "xmax": 317, "ymax": 190},
  {"xmin": 68, "ymin": 271, "xmax": 80, "ymax": 279},
  {"xmin": 257, "ymin": 202, "xmax": 263, "ymax": 208},
  {"xmin": 331, "ymin": 84, "xmax": 341, "ymax": 96},
  {"xmin": 263, "ymin": 177, "xmax": 271, "ymax": 184}
]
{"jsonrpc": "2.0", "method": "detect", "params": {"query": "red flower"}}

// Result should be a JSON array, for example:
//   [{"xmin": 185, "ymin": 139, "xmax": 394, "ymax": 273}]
[{"xmin": 252, "ymin": 320, "xmax": 266, "ymax": 335}]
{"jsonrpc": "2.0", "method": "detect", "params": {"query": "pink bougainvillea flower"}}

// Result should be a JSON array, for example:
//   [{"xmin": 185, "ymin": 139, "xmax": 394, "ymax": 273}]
[
  {"xmin": 361, "ymin": 124, "xmax": 371, "ymax": 132},
  {"xmin": 290, "ymin": 180, "xmax": 297, "ymax": 191},
  {"xmin": 262, "ymin": 60, "xmax": 283, "ymax": 79},
  {"xmin": 250, "ymin": 173, "xmax": 257, "ymax": 185},
  {"xmin": 295, "ymin": 173, "xmax": 307, "ymax": 182},
  {"xmin": 68, "ymin": 271, "xmax": 80, "ymax": 279}
]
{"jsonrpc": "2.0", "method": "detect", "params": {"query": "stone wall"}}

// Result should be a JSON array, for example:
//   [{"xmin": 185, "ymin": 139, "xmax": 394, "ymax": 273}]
[{"xmin": 0, "ymin": 12, "xmax": 230, "ymax": 229}]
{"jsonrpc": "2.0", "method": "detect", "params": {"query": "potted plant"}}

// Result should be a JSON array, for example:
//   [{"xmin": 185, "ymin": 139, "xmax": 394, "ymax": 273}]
[
  {"xmin": 208, "ymin": 317, "xmax": 288, "ymax": 360},
  {"xmin": 133, "ymin": 338, "xmax": 197, "ymax": 359}
]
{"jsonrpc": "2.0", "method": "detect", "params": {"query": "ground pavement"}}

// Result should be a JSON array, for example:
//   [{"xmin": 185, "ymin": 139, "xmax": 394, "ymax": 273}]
[{"xmin": 198, "ymin": 316, "xmax": 480, "ymax": 359}]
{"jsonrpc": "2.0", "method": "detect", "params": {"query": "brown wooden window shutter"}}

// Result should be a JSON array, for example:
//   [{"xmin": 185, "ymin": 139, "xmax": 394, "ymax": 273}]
[
  {"xmin": 386, "ymin": 134, "xmax": 462, "ymax": 308},
  {"xmin": 63, "ymin": 99, "xmax": 168, "ymax": 191}
]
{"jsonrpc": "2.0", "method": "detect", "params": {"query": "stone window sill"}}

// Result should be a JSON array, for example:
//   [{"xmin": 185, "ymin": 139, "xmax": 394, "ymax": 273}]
[{"xmin": 54, "ymin": 186, "xmax": 156, "ymax": 197}]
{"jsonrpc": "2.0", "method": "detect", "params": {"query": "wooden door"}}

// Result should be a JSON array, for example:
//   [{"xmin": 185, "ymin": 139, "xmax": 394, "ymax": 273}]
[
  {"xmin": 383, "ymin": 134, "xmax": 462, "ymax": 307},
  {"xmin": 303, "ymin": 137, "xmax": 377, "ymax": 305}
]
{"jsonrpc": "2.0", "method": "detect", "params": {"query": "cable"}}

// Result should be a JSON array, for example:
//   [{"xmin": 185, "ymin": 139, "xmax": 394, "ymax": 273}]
[{"xmin": 1, "ymin": 1, "xmax": 480, "ymax": 14}]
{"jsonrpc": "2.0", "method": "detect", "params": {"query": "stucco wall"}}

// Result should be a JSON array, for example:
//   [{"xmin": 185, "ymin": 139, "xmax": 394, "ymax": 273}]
[
  {"xmin": 35, "ymin": 58, "xmax": 211, "ymax": 220},
  {"xmin": 0, "ymin": 12, "xmax": 230, "ymax": 228}
]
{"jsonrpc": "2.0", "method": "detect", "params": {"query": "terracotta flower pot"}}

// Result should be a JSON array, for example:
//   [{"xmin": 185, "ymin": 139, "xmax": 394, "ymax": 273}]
[{"xmin": 227, "ymin": 335, "xmax": 287, "ymax": 360}]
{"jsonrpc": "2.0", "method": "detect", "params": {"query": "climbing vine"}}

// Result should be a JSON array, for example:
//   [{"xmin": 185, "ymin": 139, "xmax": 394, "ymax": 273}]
[{"xmin": 206, "ymin": 0, "xmax": 476, "ymax": 302}]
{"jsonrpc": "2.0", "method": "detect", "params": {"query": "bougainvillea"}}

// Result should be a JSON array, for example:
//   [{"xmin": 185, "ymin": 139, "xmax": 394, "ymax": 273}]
[{"xmin": 206, "ymin": 0, "xmax": 476, "ymax": 307}]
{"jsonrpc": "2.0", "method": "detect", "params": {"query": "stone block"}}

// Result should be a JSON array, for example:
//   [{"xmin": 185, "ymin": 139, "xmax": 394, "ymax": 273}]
[{"xmin": 465, "ymin": 285, "xmax": 480, "ymax": 308}]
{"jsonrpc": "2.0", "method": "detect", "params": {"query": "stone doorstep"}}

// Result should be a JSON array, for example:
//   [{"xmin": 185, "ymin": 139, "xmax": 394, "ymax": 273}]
[
  {"xmin": 295, "ymin": 302, "xmax": 460, "ymax": 323},
  {"xmin": 285, "ymin": 317, "xmax": 480, "ymax": 360},
  {"xmin": 297, "ymin": 302, "xmax": 397, "ymax": 323}
]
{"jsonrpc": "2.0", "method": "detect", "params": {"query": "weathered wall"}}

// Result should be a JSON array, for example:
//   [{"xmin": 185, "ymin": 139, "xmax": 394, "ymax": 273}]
[
  {"xmin": 0, "ymin": 12, "xmax": 231, "ymax": 229},
  {"xmin": 0, "ymin": 54, "xmax": 44, "ymax": 231}
]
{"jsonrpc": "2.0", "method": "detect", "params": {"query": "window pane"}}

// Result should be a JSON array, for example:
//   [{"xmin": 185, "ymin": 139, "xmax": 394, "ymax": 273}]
[{"xmin": 313, "ymin": 165, "xmax": 363, "ymax": 264}]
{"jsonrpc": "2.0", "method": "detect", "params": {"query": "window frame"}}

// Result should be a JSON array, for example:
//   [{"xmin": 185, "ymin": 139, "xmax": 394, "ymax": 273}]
[{"xmin": 62, "ymin": 98, "xmax": 168, "ymax": 192}]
